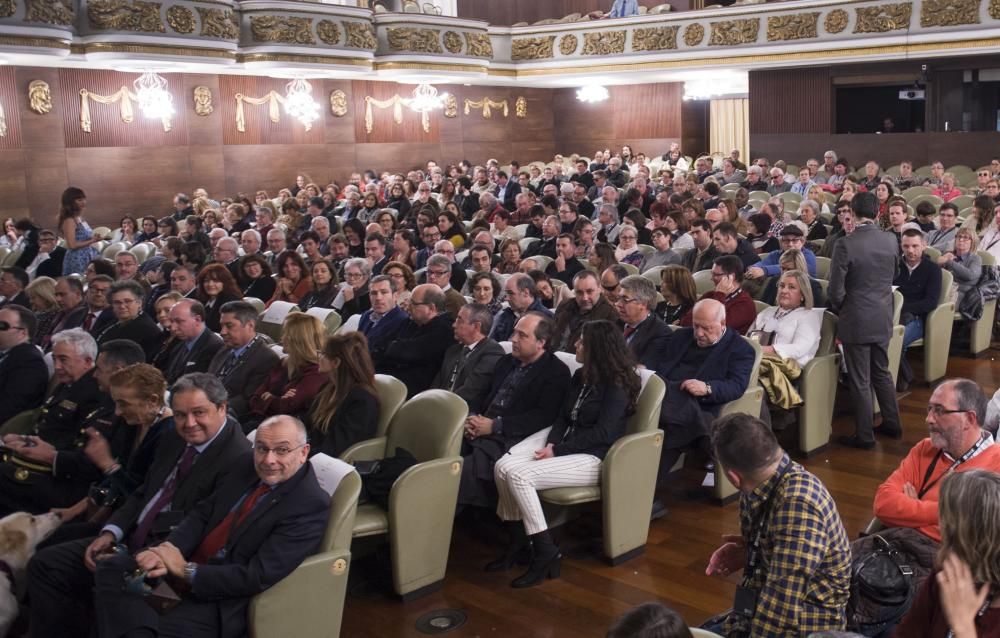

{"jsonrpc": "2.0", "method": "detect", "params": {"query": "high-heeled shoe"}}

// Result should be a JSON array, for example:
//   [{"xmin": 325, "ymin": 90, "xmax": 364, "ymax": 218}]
[{"xmin": 510, "ymin": 552, "xmax": 561, "ymax": 588}]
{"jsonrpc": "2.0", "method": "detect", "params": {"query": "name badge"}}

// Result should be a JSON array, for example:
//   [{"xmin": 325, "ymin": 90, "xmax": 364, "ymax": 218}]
[{"xmin": 60, "ymin": 400, "xmax": 77, "ymax": 410}]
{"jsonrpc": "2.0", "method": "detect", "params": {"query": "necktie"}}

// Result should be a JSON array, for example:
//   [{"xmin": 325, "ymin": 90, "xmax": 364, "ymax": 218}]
[
  {"xmin": 217, "ymin": 350, "xmax": 238, "ymax": 378},
  {"xmin": 83, "ymin": 312, "xmax": 95, "ymax": 332},
  {"xmin": 191, "ymin": 483, "xmax": 270, "ymax": 564},
  {"xmin": 448, "ymin": 347, "xmax": 472, "ymax": 391},
  {"xmin": 129, "ymin": 446, "xmax": 198, "ymax": 551},
  {"xmin": 623, "ymin": 325, "xmax": 636, "ymax": 340}
]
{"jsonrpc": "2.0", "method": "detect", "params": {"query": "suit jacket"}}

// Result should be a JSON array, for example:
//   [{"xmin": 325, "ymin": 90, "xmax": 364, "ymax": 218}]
[
  {"xmin": 0, "ymin": 290, "xmax": 29, "ymax": 309},
  {"xmin": 379, "ymin": 313, "xmax": 456, "ymax": 397},
  {"xmin": 684, "ymin": 245, "xmax": 719, "ymax": 273},
  {"xmin": 50, "ymin": 304, "xmax": 87, "ymax": 339},
  {"xmin": 94, "ymin": 312, "xmax": 163, "ymax": 362},
  {"xmin": 0, "ymin": 342, "xmax": 49, "ymax": 427},
  {"xmin": 432, "ymin": 339, "xmax": 505, "ymax": 414},
  {"xmin": 359, "ymin": 306, "xmax": 409, "ymax": 367},
  {"xmin": 167, "ymin": 461, "xmax": 329, "ymax": 638},
  {"xmin": 828, "ymin": 223, "xmax": 900, "ymax": 344},
  {"xmin": 552, "ymin": 296, "xmax": 619, "ymax": 353},
  {"xmin": 106, "ymin": 417, "xmax": 252, "ymax": 541},
  {"xmin": 207, "ymin": 336, "xmax": 280, "ymax": 421},
  {"xmin": 87, "ymin": 308, "xmax": 115, "ymax": 337},
  {"xmin": 203, "ymin": 293, "xmax": 241, "ymax": 333},
  {"xmin": 524, "ymin": 237, "xmax": 557, "ymax": 259},
  {"xmin": 34, "ymin": 247, "xmax": 66, "ymax": 280},
  {"xmin": 498, "ymin": 181, "xmax": 522, "ymax": 211},
  {"xmin": 545, "ymin": 257, "xmax": 585, "ymax": 286},
  {"xmin": 626, "ymin": 313, "xmax": 672, "ymax": 370},
  {"xmin": 164, "ymin": 328, "xmax": 224, "ymax": 384}
]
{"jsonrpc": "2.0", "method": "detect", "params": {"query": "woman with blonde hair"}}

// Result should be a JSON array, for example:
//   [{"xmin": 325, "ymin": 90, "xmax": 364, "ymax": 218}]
[
  {"xmin": 760, "ymin": 249, "xmax": 825, "ymax": 307},
  {"xmin": 247, "ymin": 313, "xmax": 327, "ymax": 431},
  {"xmin": 939, "ymin": 227, "xmax": 983, "ymax": 313},
  {"xmin": 26, "ymin": 276, "xmax": 60, "ymax": 346},
  {"xmin": 895, "ymin": 469, "xmax": 1000, "ymax": 637},
  {"xmin": 307, "ymin": 332, "xmax": 380, "ymax": 457}
]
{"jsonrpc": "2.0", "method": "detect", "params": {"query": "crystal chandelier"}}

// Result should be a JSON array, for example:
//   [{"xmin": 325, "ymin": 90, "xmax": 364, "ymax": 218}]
[
  {"xmin": 284, "ymin": 78, "xmax": 320, "ymax": 130},
  {"xmin": 133, "ymin": 70, "xmax": 174, "ymax": 120},
  {"xmin": 405, "ymin": 83, "xmax": 447, "ymax": 113},
  {"xmin": 576, "ymin": 85, "xmax": 609, "ymax": 103}
]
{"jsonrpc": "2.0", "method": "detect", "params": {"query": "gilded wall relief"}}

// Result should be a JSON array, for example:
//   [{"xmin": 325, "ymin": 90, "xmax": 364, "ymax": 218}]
[
  {"xmin": 87, "ymin": 0, "xmax": 165, "ymax": 33},
  {"xmin": 709, "ymin": 19, "xmax": 759, "ymax": 46},
  {"xmin": 511, "ymin": 36, "xmax": 555, "ymax": 60},
  {"xmin": 165, "ymin": 5, "xmax": 194, "ymax": 34},
  {"xmin": 197, "ymin": 7, "xmax": 238, "ymax": 40},
  {"xmin": 344, "ymin": 21, "xmax": 376, "ymax": 49},
  {"xmin": 683, "ymin": 23, "xmax": 704, "ymax": 46},
  {"xmin": 464, "ymin": 32, "xmax": 493, "ymax": 58},
  {"xmin": 515, "ymin": 96, "xmax": 526, "ymax": 119},
  {"xmin": 330, "ymin": 89, "xmax": 348, "ymax": 116},
  {"xmin": 824, "ymin": 9, "xmax": 849, "ymax": 33},
  {"xmin": 559, "ymin": 34, "xmax": 577, "ymax": 55},
  {"xmin": 767, "ymin": 12, "xmax": 819, "ymax": 41},
  {"xmin": 631, "ymin": 25, "xmax": 679, "ymax": 51},
  {"xmin": 193, "ymin": 85, "xmax": 212, "ymax": 116},
  {"xmin": 317, "ymin": 19, "xmax": 340, "ymax": 45},
  {"xmin": 442, "ymin": 30, "xmax": 462, "ymax": 53},
  {"xmin": 25, "ymin": 0, "xmax": 74, "ymax": 25},
  {"xmin": 854, "ymin": 3, "xmax": 912, "ymax": 32},
  {"xmin": 250, "ymin": 16, "xmax": 315, "ymax": 45},
  {"xmin": 386, "ymin": 27, "xmax": 443, "ymax": 53},
  {"xmin": 28, "ymin": 80, "xmax": 52, "ymax": 114},
  {"xmin": 582, "ymin": 30, "xmax": 625, "ymax": 55},
  {"xmin": 920, "ymin": 0, "xmax": 981, "ymax": 27}
]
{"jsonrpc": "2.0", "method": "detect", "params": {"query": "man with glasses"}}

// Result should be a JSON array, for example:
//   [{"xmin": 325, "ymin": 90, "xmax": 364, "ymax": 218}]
[
  {"xmin": 83, "ymin": 274, "xmax": 115, "ymax": 335},
  {"xmin": 90, "ymin": 413, "xmax": 327, "ymax": 638},
  {"xmin": 926, "ymin": 202, "xmax": 959, "ymax": 252},
  {"xmin": 29, "ymin": 230, "xmax": 66, "ymax": 279},
  {"xmin": 766, "ymin": 168, "xmax": 791, "ymax": 196},
  {"xmin": 95, "ymin": 280, "xmax": 161, "ymax": 361},
  {"xmin": 208, "ymin": 301, "xmax": 279, "ymax": 422},
  {"xmin": 820, "ymin": 200, "xmax": 857, "ymax": 258},
  {"xmin": 893, "ymin": 160, "xmax": 923, "ymax": 191},
  {"xmin": 871, "ymin": 378, "xmax": 1000, "ymax": 543},
  {"xmin": 926, "ymin": 161, "xmax": 946, "ymax": 187},
  {"xmin": 426, "ymin": 253, "xmax": 466, "ymax": 318},
  {"xmin": 746, "ymin": 224, "xmax": 818, "ymax": 280},
  {"xmin": 490, "ymin": 273, "xmax": 551, "ymax": 342},
  {"xmin": 524, "ymin": 215, "xmax": 560, "ymax": 259},
  {"xmin": 378, "ymin": 284, "xmax": 455, "ymax": 398},
  {"xmin": 360, "ymin": 275, "xmax": 409, "ymax": 366},
  {"xmin": 0, "ymin": 304, "xmax": 48, "ymax": 428},
  {"xmin": 680, "ymin": 255, "xmax": 757, "ymax": 335},
  {"xmin": 615, "ymin": 275, "xmax": 670, "ymax": 370},
  {"xmin": 432, "ymin": 303, "xmax": 504, "ymax": 414},
  {"xmin": 415, "ymin": 224, "xmax": 442, "ymax": 270}
]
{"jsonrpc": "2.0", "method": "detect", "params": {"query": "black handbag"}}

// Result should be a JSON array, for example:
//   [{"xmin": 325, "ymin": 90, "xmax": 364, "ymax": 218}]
[
  {"xmin": 847, "ymin": 534, "xmax": 915, "ymax": 636},
  {"xmin": 355, "ymin": 447, "xmax": 417, "ymax": 509}
]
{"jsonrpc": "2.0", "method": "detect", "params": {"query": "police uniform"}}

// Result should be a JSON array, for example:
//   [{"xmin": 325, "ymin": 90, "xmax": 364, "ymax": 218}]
[{"xmin": 0, "ymin": 369, "xmax": 113, "ymax": 515}]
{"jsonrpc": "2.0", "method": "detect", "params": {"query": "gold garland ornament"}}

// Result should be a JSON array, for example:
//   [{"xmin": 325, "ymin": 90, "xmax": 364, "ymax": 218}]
[
  {"xmin": 463, "ymin": 97, "xmax": 508, "ymax": 119},
  {"xmin": 79, "ymin": 87, "xmax": 172, "ymax": 133},
  {"xmin": 364, "ymin": 95, "xmax": 430, "ymax": 133},
  {"xmin": 235, "ymin": 91, "xmax": 314, "ymax": 132}
]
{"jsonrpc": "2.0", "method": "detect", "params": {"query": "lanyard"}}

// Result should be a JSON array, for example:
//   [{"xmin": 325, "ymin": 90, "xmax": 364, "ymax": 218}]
[
  {"xmin": 562, "ymin": 384, "xmax": 592, "ymax": 443},
  {"xmin": 918, "ymin": 434, "xmax": 989, "ymax": 499},
  {"xmin": 743, "ymin": 462, "xmax": 791, "ymax": 582}
]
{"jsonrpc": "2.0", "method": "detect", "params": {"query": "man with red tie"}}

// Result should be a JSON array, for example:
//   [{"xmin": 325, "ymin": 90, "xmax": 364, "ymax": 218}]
[{"xmin": 92, "ymin": 414, "xmax": 329, "ymax": 638}]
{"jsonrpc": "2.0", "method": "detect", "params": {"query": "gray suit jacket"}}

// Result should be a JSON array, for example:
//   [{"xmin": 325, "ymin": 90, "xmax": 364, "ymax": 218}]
[
  {"xmin": 207, "ymin": 336, "xmax": 280, "ymax": 420},
  {"xmin": 828, "ymin": 223, "xmax": 900, "ymax": 344},
  {"xmin": 432, "ymin": 339, "xmax": 505, "ymax": 415}
]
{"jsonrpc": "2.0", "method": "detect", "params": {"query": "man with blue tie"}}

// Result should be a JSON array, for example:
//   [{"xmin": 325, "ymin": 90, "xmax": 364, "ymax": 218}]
[{"xmin": 359, "ymin": 275, "xmax": 409, "ymax": 366}]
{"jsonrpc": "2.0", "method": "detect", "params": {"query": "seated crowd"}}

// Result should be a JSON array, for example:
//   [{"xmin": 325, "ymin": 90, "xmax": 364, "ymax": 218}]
[{"xmin": 0, "ymin": 144, "xmax": 999, "ymax": 636}]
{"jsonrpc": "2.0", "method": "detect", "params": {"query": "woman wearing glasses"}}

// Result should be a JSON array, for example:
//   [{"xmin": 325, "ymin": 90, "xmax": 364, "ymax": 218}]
[
  {"xmin": 490, "ymin": 321, "xmax": 638, "ymax": 588},
  {"xmin": 334, "ymin": 257, "xmax": 372, "ymax": 319}
]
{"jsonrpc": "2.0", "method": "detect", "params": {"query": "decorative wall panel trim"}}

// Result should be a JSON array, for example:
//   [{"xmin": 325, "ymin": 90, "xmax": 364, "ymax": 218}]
[
  {"xmin": 920, "ymin": 0, "xmax": 980, "ymax": 27},
  {"xmin": 25, "ymin": 0, "xmax": 75, "ymax": 25},
  {"xmin": 79, "ymin": 86, "xmax": 172, "ymax": 132},
  {"xmin": 87, "ymin": 0, "xmax": 165, "ymax": 33},
  {"xmin": 463, "ymin": 97, "xmax": 507, "ymax": 118},
  {"xmin": 632, "ymin": 26, "xmax": 678, "ymax": 51},
  {"xmin": 709, "ymin": 19, "xmax": 760, "ymax": 46},
  {"xmin": 330, "ymin": 89, "xmax": 347, "ymax": 116},
  {"xmin": 29, "ymin": 80, "xmax": 52, "ymax": 114},
  {"xmin": 582, "ymin": 30, "xmax": 625, "ymax": 55},
  {"xmin": 364, "ymin": 94, "xmax": 430, "ymax": 133},
  {"xmin": 767, "ymin": 12, "xmax": 820, "ymax": 41}
]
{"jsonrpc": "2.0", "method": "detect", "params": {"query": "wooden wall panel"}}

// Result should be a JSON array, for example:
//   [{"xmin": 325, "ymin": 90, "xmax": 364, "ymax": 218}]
[
  {"xmin": 0, "ymin": 68, "xmax": 22, "ymax": 150},
  {"xmin": 222, "ymin": 144, "xmax": 332, "ymax": 197},
  {"xmin": 16, "ymin": 67, "xmax": 63, "ymax": 150},
  {"xmin": 749, "ymin": 68, "xmax": 831, "ymax": 135},
  {"xmin": 0, "ymin": 149, "xmax": 28, "ymax": 219},
  {"xmin": 352, "ymin": 80, "xmax": 440, "ymax": 144},
  {"xmin": 613, "ymin": 83, "xmax": 682, "ymax": 141},
  {"xmin": 184, "ymin": 74, "xmax": 223, "ymax": 147},
  {"xmin": 59, "ymin": 69, "xmax": 188, "ymax": 148},
  {"xmin": 219, "ymin": 75, "xmax": 326, "ymax": 146}
]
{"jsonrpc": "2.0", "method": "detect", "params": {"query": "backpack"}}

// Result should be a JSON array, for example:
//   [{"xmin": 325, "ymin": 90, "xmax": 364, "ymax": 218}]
[{"xmin": 847, "ymin": 534, "xmax": 915, "ymax": 637}]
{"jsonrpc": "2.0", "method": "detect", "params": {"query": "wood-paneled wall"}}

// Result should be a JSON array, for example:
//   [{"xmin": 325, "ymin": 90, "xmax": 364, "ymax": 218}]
[
  {"xmin": 748, "ymin": 68, "xmax": 831, "ymax": 135},
  {"xmin": 456, "ymin": 0, "xmax": 690, "ymax": 25}
]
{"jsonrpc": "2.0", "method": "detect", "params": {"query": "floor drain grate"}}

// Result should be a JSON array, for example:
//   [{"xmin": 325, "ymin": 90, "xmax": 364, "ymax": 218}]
[{"xmin": 414, "ymin": 609, "xmax": 468, "ymax": 634}]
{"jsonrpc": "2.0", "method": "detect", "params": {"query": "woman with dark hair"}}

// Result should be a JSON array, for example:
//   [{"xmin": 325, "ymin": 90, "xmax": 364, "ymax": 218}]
[
  {"xmin": 385, "ymin": 182, "xmax": 411, "ymax": 219},
  {"xmin": 469, "ymin": 271, "xmax": 503, "ymax": 315},
  {"xmin": 607, "ymin": 602, "xmax": 693, "ymax": 638},
  {"xmin": 195, "ymin": 263, "xmax": 242, "ymax": 332},
  {"xmin": 589, "ymin": 242, "xmax": 618, "ymax": 273},
  {"xmin": 85, "ymin": 258, "xmax": 116, "ymax": 282},
  {"xmin": 656, "ymin": 265, "xmax": 698, "ymax": 325},
  {"xmin": 376, "ymin": 210, "xmax": 397, "ymax": 238},
  {"xmin": 60, "ymin": 187, "xmax": 105, "ymax": 276},
  {"xmin": 306, "ymin": 331, "xmax": 380, "ymax": 457},
  {"xmin": 156, "ymin": 216, "xmax": 178, "ymax": 240},
  {"xmin": 438, "ymin": 210, "xmax": 468, "ymax": 249},
  {"xmin": 341, "ymin": 218, "xmax": 366, "ymax": 258},
  {"xmin": 143, "ymin": 261, "xmax": 177, "ymax": 317},
  {"xmin": 963, "ymin": 194, "xmax": 997, "ymax": 238},
  {"xmin": 238, "ymin": 254, "xmax": 276, "ymax": 301},
  {"xmin": 496, "ymin": 238, "xmax": 522, "ymax": 275},
  {"xmin": 298, "ymin": 260, "xmax": 340, "ymax": 310},
  {"xmin": 663, "ymin": 210, "xmax": 692, "ymax": 251},
  {"xmin": 178, "ymin": 241, "xmax": 207, "ymax": 273},
  {"xmin": 112, "ymin": 215, "xmax": 137, "ymax": 244},
  {"xmin": 134, "ymin": 216, "xmax": 159, "ymax": 243},
  {"xmin": 267, "ymin": 250, "xmax": 312, "ymax": 308},
  {"xmin": 490, "ymin": 320, "xmax": 640, "ymax": 587},
  {"xmin": 623, "ymin": 209, "xmax": 653, "ymax": 246},
  {"xmin": 527, "ymin": 270, "xmax": 570, "ymax": 310},
  {"xmin": 357, "ymin": 192, "xmax": 380, "ymax": 224},
  {"xmin": 747, "ymin": 212, "xmax": 780, "ymax": 253}
]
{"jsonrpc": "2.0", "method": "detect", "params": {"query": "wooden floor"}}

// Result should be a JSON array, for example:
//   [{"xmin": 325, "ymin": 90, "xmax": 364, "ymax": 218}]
[{"xmin": 340, "ymin": 349, "xmax": 1000, "ymax": 638}]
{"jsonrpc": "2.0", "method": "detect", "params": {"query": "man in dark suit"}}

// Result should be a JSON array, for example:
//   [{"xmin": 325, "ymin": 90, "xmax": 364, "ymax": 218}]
[
  {"xmin": 0, "ymin": 266, "xmax": 30, "ymax": 308},
  {"xmin": 551, "ymin": 270, "xmax": 619, "ymax": 353},
  {"xmin": 359, "ymin": 275, "xmax": 409, "ymax": 367},
  {"xmin": 829, "ymin": 192, "xmax": 902, "ymax": 449},
  {"xmin": 27, "ymin": 373, "xmax": 252, "ymax": 638},
  {"xmin": 207, "ymin": 301, "xmax": 279, "ymax": 422},
  {"xmin": 544, "ymin": 234, "xmax": 585, "ymax": 286},
  {"xmin": 378, "ymin": 284, "xmax": 455, "ymax": 398},
  {"xmin": 460, "ymin": 312, "xmax": 571, "ymax": 508},
  {"xmin": 683, "ymin": 219, "xmax": 719, "ymax": 273},
  {"xmin": 616, "ymin": 275, "xmax": 672, "ymax": 370},
  {"xmin": 432, "ymin": 303, "xmax": 505, "ymax": 414},
  {"xmin": 496, "ymin": 171, "xmax": 522, "ymax": 211},
  {"xmin": 91, "ymin": 415, "xmax": 327, "ymax": 638},
  {"xmin": 163, "ymin": 299, "xmax": 223, "ymax": 384},
  {"xmin": 0, "ymin": 304, "xmax": 49, "ymax": 427},
  {"xmin": 523, "ymin": 216, "xmax": 559, "ymax": 259},
  {"xmin": 25, "ymin": 230, "xmax": 67, "ymax": 279},
  {"xmin": 653, "ymin": 299, "xmax": 755, "ymax": 486},
  {"xmin": 47, "ymin": 276, "xmax": 88, "ymax": 347},
  {"xmin": 95, "ymin": 280, "xmax": 163, "ymax": 361},
  {"xmin": 81, "ymin": 275, "xmax": 115, "ymax": 337}
]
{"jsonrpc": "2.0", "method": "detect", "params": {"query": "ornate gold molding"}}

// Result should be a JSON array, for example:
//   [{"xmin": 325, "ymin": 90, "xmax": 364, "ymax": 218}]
[
  {"xmin": 683, "ymin": 23, "xmax": 704, "ymax": 47},
  {"xmin": 387, "ymin": 27, "xmax": 442, "ymax": 53},
  {"xmin": 237, "ymin": 52, "xmax": 369, "ymax": 66},
  {"xmin": 330, "ymin": 89, "xmax": 347, "ymax": 116},
  {"xmin": 854, "ymin": 3, "xmax": 912, "ymax": 33},
  {"xmin": 75, "ymin": 41, "xmax": 232, "ymax": 57},
  {"xmin": 364, "ymin": 95, "xmax": 430, "ymax": 133},
  {"xmin": 464, "ymin": 97, "xmax": 507, "ymax": 118},
  {"xmin": 444, "ymin": 93, "xmax": 457, "ymax": 117},
  {"xmin": 25, "ymin": 0, "xmax": 75, "ymax": 26},
  {"xmin": 166, "ymin": 5, "xmax": 194, "ymax": 34},
  {"xmin": 317, "ymin": 19, "xmax": 340, "ymax": 45},
  {"xmin": 582, "ymin": 30, "xmax": 626, "ymax": 55},
  {"xmin": 767, "ymin": 12, "xmax": 819, "ymax": 41},
  {"xmin": 80, "ymin": 86, "xmax": 172, "ymax": 132},
  {"xmin": 515, "ymin": 95, "xmax": 526, "ymax": 119},
  {"xmin": 0, "ymin": 0, "xmax": 15, "ymax": 18},
  {"xmin": 197, "ymin": 7, "xmax": 237, "ymax": 40},
  {"xmin": 28, "ymin": 80, "xmax": 52, "ymax": 114},
  {"xmin": 825, "ymin": 9, "xmax": 849, "ymax": 33},
  {"xmin": 990, "ymin": 0, "xmax": 1000, "ymax": 19},
  {"xmin": 88, "ymin": 0, "xmax": 165, "ymax": 33},
  {"xmin": 511, "ymin": 36, "xmax": 554, "ymax": 60},
  {"xmin": 443, "ymin": 30, "xmax": 461, "ymax": 53},
  {"xmin": 920, "ymin": 0, "xmax": 980, "ymax": 27},
  {"xmin": 344, "ymin": 21, "xmax": 376, "ymax": 49},
  {"xmin": 465, "ymin": 32, "xmax": 492, "ymax": 58},
  {"xmin": 193, "ymin": 85, "xmax": 212, "ymax": 115},
  {"xmin": 250, "ymin": 16, "xmax": 315, "ymax": 45},
  {"xmin": 709, "ymin": 19, "xmax": 759, "ymax": 46},
  {"xmin": 559, "ymin": 34, "xmax": 577, "ymax": 55},
  {"xmin": 632, "ymin": 25, "xmax": 678, "ymax": 51}
]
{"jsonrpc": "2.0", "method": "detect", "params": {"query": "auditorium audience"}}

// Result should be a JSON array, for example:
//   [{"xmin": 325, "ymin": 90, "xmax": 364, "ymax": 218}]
[
  {"xmin": 207, "ymin": 300, "xmax": 279, "ymax": 422},
  {"xmin": 432, "ymin": 303, "xmax": 505, "ymax": 414},
  {"xmin": 268, "ymin": 250, "xmax": 312, "ymax": 308},
  {"xmin": 307, "ymin": 332, "xmax": 380, "ymax": 458},
  {"xmin": 163, "ymin": 299, "xmax": 223, "ymax": 383},
  {"xmin": 238, "ymin": 254, "xmax": 276, "ymax": 301}
]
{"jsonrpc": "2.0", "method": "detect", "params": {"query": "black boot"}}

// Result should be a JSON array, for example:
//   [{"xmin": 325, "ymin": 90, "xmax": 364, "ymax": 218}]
[
  {"xmin": 484, "ymin": 522, "xmax": 531, "ymax": 572},
  {"xmin": 510, "ymin": 530, "xmax": 561, "ymax": 588}
]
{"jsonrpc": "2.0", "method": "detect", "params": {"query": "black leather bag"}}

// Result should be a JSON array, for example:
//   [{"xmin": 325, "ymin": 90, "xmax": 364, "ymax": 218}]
[
  {"xmin": 356, "ymin": 447, "xmax": 417, "ymax": 509},
  {"xmin": 847, "ymin": 534, "xmax": 914, "ymax": 636}
]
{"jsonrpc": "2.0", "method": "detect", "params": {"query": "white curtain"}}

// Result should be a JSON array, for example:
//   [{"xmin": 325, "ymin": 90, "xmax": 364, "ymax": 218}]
[{"xmin": 709, "ymin": 98, "xmax": 749, "ymax": 162}]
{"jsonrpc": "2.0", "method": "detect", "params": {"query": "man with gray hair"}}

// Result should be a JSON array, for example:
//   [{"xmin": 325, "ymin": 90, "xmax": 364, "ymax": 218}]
[
  {"xmin": 378, "ymin": 283, "xmax": 456, "ymax": 397},
  {"xmin": 164, "ymin": 299, "xmax": 223, "ymax": 384},
  {"xmin": 596, "ymin": 204, "xmax": 621, "ymax": 244},
  {"xmin": 309, "ymin": 217, "xmax": 331, "ymax": 255},
  {"xmin": 96, "ymin": 279, "xmax": 161, "ymax": 360},
  {"xmin": 265, "ymin": 228, "xmax": 286, "ymax": 269},
  {"xmin": 214, "ymin": 236, "xmax": 241, "ymax": 279},
  {"xmin": 615, "ymin": 275, "xmax": 671, "ymax": 369},
  {"xmin": 240, "ymin": 228, "xmax": 262, "ymax": 256},
  {"xmin": 207, "ymin": 300, "xmax": 279, "ymax": 422},
  {"xmin": 427, "ymin": 253, "xmax": 466, "ymax": 318},
  {"xmin": 433, "ymin": 303, "xmax": 505, "ymax": 414},
  {"xmin": 208, "ymin": 228, "xmax": 228, "ymax": 250},
  {"xmin": 490, "ymin": 273, "xmax": 551, "ymax": 342},
  {"xmin": 797, "ymin": 199, "xmax": 828, "ymax": 242}
]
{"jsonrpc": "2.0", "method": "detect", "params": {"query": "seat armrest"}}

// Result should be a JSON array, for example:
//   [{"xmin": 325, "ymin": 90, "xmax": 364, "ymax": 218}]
[
  {"xmin": 249, "ymin": 549, "xmax": 351, "ymax": 638},
  {"xmin": 339, "ymin": 436, "xmax": 387, "ymax": 464}
]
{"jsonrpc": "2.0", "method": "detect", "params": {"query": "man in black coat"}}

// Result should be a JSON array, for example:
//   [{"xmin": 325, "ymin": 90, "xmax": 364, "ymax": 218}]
[
  {"xmin": 459, "ymin": 312, "xmax": 571, "ymax": 508},
  {"xmin": 496, "ymin": 171, "xmax": 522, "ymax": 211},
  {"xmin": 378, "ymin": 284, "xmax": 456, "ymax": 398},
  {"xmin": 712, "ymin": 222, "xmax": 759, "ymax": 270},
  {"xmin": 207, "ymin": 301, "xmax": 279, "ymax": 422},
  {"xmin": 0, "ymin": 304, "xmax": 49, "ymax": 427},
  {"xmin": 91, "ymin": 415, "xmax": 327, "ymax": 638},
  {"xmin": 432, "ymin": 303, "xmax": 505, "ymax": 415},
  {"xmin": 616, "ymin": 275, "xmax": 672, "ymax": 370},
  {"xmin": 27, "ymin": 373, "xmax": 253, "ymax": 638},
  {"xmin": 163, "ymin": 299, "xmax": 224, "ymax": 384},
  {"xmin": 0, "ymin": 266, "xmax": 30, "ymax": 308},
  {"xmin": 94, "ymin": 280, "xmax": 163, "ymax": 361},
  {"xmin": 544, "ymin": 234, "xmax": 585, "ymax": 286}
]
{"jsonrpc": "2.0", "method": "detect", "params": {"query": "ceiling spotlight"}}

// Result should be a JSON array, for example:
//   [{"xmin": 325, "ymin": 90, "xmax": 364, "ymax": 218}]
[
  {"xmin": 576, "ymin": 85, "xmax": 609, "ymax": 103},
  {"xmin": 284, "ymin": 78, "xmax": 320, "ymax": 130},
  {"xmin": 133, "ymin": 70, "xmax": 174, "ymax": 120},
  {"xmin": 405, "ymin": 83, "xmax": 447, "ymax": 113}
]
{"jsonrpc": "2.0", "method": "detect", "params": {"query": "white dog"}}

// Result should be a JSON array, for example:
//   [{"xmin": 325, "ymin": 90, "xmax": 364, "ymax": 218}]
[{"xmin": 0, "ymin": 512, "xmax": 62, "ymax": 637}]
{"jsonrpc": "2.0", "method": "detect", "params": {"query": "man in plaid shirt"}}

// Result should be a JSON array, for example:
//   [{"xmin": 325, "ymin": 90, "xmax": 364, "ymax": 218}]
[{"xmin": 706, "ymin": 414, "xmax": 851, "ymax": 637}]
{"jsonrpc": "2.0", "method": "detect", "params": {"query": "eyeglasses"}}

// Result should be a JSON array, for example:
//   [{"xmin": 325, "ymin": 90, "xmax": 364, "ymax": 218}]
[
  {"xmin": 427, "ymin": 269, "xmax": 449, "ymax": 277},
  {"xmin": 926, "ymin": 404, "xmax": 971, "ymax": 417},
  {"xmin": 344, "ymin": 272, "xmax": 364, "ymax": 280},
  {"xmin": 615, "ymin": 296, "xmax": 640, "ymax": 305},
  {"xmin": 252, "ymin": 443, "xmax": 306, "ymax": 457},
  {"xmin": 0, "ymin": 321, "xmax": 24, "ymax": 332}
]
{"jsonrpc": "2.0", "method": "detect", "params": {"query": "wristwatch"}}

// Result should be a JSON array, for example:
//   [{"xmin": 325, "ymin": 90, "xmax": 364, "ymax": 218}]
[
  {"xmin": 705, "ymin": 383, "xmax": 713, "ymax": 396},
  {"xmin": 184, "ymin": 561, "xmax": 198, "ymax": 584}
]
